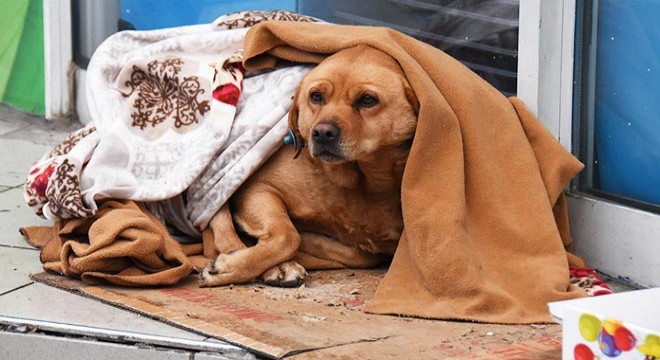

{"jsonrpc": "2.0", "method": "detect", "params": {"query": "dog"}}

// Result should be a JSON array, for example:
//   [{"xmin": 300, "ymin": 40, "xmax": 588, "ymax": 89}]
[{"xmin": 200, "ymin": 45, "xmax": 419, "ymax": 287}]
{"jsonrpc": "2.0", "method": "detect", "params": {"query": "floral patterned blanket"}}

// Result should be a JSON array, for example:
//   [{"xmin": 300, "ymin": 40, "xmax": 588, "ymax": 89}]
[{"xmin": 24, "ymin": 11, "xmax": 318, "ymax": 238}]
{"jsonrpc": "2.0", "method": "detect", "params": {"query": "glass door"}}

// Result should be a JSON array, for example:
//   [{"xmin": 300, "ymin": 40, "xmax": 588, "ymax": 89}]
[
  {"xmin": 569, "ymin": 0, "xmax": 660, "ymax": 287},
  {"xmin": 574, "ymin": 0, "xmax": 660, "ymax": 213}
]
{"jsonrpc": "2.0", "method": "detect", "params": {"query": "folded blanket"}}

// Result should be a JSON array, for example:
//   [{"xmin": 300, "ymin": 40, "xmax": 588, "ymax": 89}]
[{"xmin": 241, "ymin": 21, "xmax": 587, "ymax": 323}]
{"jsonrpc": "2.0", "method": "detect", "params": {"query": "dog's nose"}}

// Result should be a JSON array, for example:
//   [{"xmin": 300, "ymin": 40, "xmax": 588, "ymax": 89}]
[{"xmin": 312, "ymin": 121, "xmax": 340, "ymax": 144}]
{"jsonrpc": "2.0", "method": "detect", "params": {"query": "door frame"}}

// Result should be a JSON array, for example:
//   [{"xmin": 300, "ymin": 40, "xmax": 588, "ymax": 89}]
[
  {"xmin": 43, "ymin": 0, "xmax": 74, "ymax": 120},
  {"xmin": 517, "ymin": 0, "xmax": 659, "ymax": 288}
]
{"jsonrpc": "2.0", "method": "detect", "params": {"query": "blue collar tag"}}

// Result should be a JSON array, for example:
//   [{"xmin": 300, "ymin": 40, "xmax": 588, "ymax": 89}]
[{"xmin": 283, "ymin": 128, "xmax": 299, "ymax": 150}]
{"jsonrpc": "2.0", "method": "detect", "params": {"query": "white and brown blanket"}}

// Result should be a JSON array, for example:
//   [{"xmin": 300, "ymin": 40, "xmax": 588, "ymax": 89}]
[{"xmin": 24, "ymin": 11, "xmax": 318, "ymax": 238}]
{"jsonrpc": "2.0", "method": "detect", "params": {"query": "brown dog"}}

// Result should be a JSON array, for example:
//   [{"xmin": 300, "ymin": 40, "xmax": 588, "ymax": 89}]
[{"xmin": 200, "ymin": 45, "xmax": 419, "ymax": 287}]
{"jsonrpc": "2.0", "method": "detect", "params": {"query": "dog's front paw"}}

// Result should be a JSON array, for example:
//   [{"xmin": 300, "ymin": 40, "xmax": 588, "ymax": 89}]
[
  {"xmin": 261, "ymin": 261, "xmax": 307, "ymax": 288},
  {"xmin": 199, "ymin": 253, "xmax": 255, "ymax": 287}
]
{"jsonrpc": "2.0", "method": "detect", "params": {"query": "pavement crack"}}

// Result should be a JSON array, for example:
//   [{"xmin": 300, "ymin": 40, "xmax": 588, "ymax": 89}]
[
  {"xmin": 284, "ymin": 335, "xmax": 394, "ymax": 358},
  {"xmin": 0, "ymin": 282, "xmax": 34, "ymax": 297},
  {"xmin": 0, "ymin": 244, "xmax": 39, "ymax": 251}
]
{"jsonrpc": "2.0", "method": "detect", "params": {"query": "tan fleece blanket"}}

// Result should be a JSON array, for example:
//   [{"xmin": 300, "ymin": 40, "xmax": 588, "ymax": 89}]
[
  {"xmin": 20, "ymin": 200, "xmax": 206, "ymax": 286},
  {"xmin": 241, "ymin": 21, "xmax": 586, "ymax": 323}
]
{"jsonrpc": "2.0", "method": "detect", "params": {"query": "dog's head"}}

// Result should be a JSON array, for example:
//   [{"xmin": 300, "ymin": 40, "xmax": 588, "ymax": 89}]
[{"xmin": 288, "ymin": 45, "xmax": 419, "ymax": 163}]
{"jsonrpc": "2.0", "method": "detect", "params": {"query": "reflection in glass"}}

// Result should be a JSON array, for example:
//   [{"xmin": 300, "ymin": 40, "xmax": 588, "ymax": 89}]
[
  {"xmin": 300, "ymin": 0, "xmax": 520, "ymax": 96},
  {"xmin": 575, "ymin": 0, "xmax": 660, "ymax": 209}
]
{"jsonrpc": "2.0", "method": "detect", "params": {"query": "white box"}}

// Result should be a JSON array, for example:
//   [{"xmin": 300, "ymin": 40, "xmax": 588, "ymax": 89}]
[{"xmin": 549, "ymin": 288, "xmax": 659, "ymax": 360}]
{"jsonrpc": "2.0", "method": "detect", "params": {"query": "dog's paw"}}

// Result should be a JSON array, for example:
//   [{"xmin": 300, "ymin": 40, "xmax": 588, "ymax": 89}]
[
  {"xmin": 198, "ymin": 253, "xmax": 254, "ymax": 287},
  {"xmin": 261, "ymin": 261, "xmax": 307, "ymax": 288}
]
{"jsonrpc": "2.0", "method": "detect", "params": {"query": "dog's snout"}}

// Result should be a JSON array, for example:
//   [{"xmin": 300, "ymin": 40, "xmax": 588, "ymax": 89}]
[
  {"xmin": 310, "ymin": 120, "xmax": 345, "ymax": 162},
  {"xmin": 312, "ymin": 121, "xmax": 340, "ymax": 144}
]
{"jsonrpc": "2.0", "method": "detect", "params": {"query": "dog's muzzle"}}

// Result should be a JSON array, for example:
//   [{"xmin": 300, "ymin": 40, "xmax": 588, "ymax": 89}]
[{"xmin": 311, "ymin": 121, "xmax": 345, "ymax": 162}]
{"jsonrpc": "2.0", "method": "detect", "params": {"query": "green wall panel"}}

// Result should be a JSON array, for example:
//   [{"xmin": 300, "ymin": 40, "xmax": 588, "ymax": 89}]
[
  {"xmin": 0, "ymin": 0, "xmax": 45, "ymax": 115},
  {"xmin": 0, "ymin": 0, "xmax": 29, "ymax": 99}
]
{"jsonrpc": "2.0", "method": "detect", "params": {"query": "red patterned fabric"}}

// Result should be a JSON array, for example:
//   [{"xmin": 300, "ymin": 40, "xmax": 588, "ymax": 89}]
[
  {"xmin": 213, "ymin": 84, "xmax": 241, "ymax": 106},
  {"xmin": 570, "ymin": 267, "xmax": 614, "ymax": 296}
]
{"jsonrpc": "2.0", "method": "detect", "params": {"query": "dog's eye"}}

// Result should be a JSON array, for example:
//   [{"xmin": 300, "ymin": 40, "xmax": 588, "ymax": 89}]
[
  {"xmin": 310, "ymin": 91, "xmax": 323, "ymax": 104},
  {"xmin": 356, "ymin": 94, "xmax": 379, "ymax": 108}
]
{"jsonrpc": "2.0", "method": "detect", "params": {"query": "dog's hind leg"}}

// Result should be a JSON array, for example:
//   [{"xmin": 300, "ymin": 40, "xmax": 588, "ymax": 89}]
[
  {"xmin": 260, "ymin": 232, "xmax": 387, "ymax": 287},
  {"xmin": 199, "ymin": 188, "xmax": 301, "ymax": 287},
  {"xmin": 296, "ymin": 232, "xmax": 386, "ymax": 269},
  {"xmin": 260, "ymin": 260, "xmax": 307, "ymax": 287},
  {"xmin": 259, "ymin": 233, "xmax": 386, "ymax": 288}
]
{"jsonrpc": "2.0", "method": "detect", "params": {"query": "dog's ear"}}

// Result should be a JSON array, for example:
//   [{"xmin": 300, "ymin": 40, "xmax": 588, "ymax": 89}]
[
  {"xmin": 288, "ymin": 86, "xmax": 305, "ymax": 159},
  {"xmin": 403, "ymin": 83, "xmax": 420, "ymax": 116}
]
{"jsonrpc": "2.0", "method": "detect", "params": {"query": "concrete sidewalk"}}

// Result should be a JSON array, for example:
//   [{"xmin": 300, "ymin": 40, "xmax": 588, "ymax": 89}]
[{"xmin": 0, "ymin": 105, "xmax": 255, "ymax": 359}]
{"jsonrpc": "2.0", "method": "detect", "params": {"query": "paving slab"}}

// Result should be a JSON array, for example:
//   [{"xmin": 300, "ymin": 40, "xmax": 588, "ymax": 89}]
[
  {"xmin": 0, "ymin": 331, "xmax": 194, "ymax": 360},
  {"xmin": 0, "ymin": 104, "xmax": 44, "ymax": 124},
  {"xmin": 0, "ymin": 105, "xmax": 80, "ymax": 187},
  {"xmin": 0, "ymin": 117, "xmax": 28, "ymax": 136},
  {"xmin": 0, "ymin": 104, "xmax": 79, "ymax": 145},
  {"xmin": 0, "ymin": 246, "xmax": 41, "ymax": 295},
  {"xmin": 0, "ymin": 187, "xmax": 51, "ymax": 248},
  {"xmin": 0, "ymin": 138, "xmax": 52, "ymax": 187},
  {"xmin": 0, "ymin": 283, "xmax": 209, "ymax": 341},
  {"xmin": 0, "ymin": 105, "xmax": 40, "ymax": 136}
]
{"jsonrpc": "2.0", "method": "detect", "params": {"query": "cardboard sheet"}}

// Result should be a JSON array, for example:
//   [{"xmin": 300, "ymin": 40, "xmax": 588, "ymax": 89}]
[{"xmin": 32, "ymin": 270, "xmax": 563, "ymax": 359}]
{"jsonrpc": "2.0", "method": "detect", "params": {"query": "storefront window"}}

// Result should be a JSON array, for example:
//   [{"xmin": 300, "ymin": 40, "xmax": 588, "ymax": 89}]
[
  {"xmin": 574, "ymin": 0, "xmax": 660, "ymax": 211},
  {"xmin": 301, "ymin": 0, "xmax": 520, "ymax": 96}
]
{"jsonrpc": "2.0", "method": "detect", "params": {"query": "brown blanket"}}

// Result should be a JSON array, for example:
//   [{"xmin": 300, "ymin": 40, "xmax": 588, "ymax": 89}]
[
  {"xmin": 21, "ymin": 200, "xmax": 204, "ymax": 286},
  {"xmin": 241, "ymin": 21, "xmax": 586, "ymax": 323}
]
